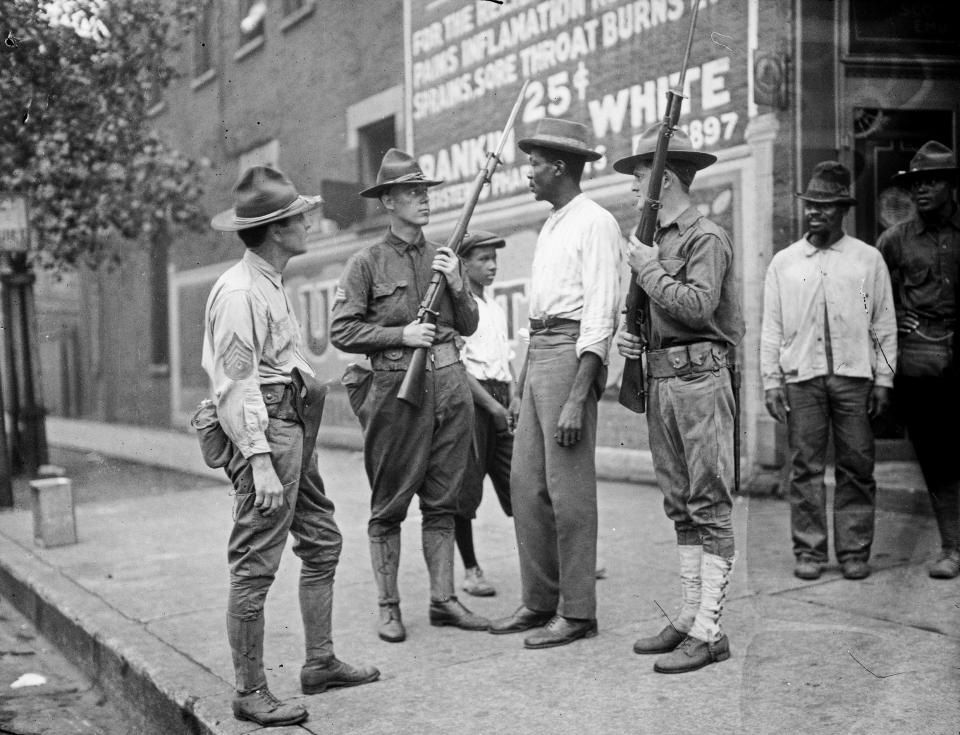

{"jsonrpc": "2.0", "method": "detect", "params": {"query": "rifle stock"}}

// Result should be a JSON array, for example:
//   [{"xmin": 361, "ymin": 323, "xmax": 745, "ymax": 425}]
[
  {"xmin": 397, "ymin": 81, "xmax": 529, "ymax": 406},
  {"xmin": 617, "ymin": 0, "xmax": 701, "ymax": 414}
]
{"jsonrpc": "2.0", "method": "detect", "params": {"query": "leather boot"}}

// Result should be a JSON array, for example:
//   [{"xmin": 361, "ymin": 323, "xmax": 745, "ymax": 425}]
[
  {"xmin": 232, "ymin": 687, "xmax": 308, "ymax": 726},
  {"xmin": 300, "ymin": 581, "xmax": 335, "ymax": 663},
  {"xmin": 301, "ymin": 656, "xmax": 380, "ymax": 695},
  {"xmin": 423, "ymin": 527, "xmax": 490, "ymax": 631},
  {"xmin": 370, "ymin": 534, "xmax": 405, "ymax": 642}
]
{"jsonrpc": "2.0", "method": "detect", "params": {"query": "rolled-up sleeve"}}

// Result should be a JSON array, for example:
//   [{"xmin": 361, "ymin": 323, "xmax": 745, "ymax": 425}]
[
  {"xmin": 206, "ymin": 289, "xmax": 271, "ymax": 458},
  {"xmin": 577, "ymin": 216, "xmax": 624, "ymax": 359}
]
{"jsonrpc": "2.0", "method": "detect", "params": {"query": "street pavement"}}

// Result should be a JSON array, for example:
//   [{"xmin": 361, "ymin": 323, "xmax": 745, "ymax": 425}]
[
  {"xmin": 0, "ymin": 417, "xmax": 956, "ymax": 735},
  {"xmin": 0, "ymin": 592, "xmax": 136, "ymax": 734}
]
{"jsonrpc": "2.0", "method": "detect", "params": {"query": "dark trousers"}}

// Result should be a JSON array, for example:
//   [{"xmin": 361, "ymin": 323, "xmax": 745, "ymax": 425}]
[
  {"xmin": 896, "ymin": 374, "xmax": 960, "ymax": 552},
  {"xmin": 225, "ymin": 385, "xmax": 341, "ymax": 620},
  {"xmin": 457, "ymin": 380, "xmax": 513, "ymax": 519},
  {"xmin": 785, "ymin": 376, "xmax": 876, "ymax": 563},
  {"xmin": 363, "ymin": 364, "xmax": 474, "ymax": 537}
]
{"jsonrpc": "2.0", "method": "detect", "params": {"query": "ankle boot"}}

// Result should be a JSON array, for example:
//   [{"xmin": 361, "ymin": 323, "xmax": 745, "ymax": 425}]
[
  {"xmin": 301, "ymin": 656, "xmax": 380, "ymax": 695},
  {"xmin": 226, "ymin": 612, "xmax": 266, "ymax": 693},
  {"xmin": 634, "ymin": 544, "xmax": 701, "ymax": 654},
  {"xmin": 370, "ymin": 534, "xmax": 405, "ymax": 642},
  {"xmin": 423, "ymin": 527, "xmax": 490, "ymax": 630}
]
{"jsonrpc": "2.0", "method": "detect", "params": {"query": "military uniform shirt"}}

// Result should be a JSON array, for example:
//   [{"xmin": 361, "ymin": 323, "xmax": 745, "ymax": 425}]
[
  {"xmin": 330, "ymin": 229, "xmax": 478, "ymax": 354},
  {"xmin": 201, "ymin": 249, "xmax": 313, "ymax": 458}
]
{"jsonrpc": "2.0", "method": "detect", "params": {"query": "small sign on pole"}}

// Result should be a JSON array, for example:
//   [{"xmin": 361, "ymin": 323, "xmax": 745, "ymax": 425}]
[{"xmin": 0, "ymin": 196, "xmax": 29, "ymax": 253}]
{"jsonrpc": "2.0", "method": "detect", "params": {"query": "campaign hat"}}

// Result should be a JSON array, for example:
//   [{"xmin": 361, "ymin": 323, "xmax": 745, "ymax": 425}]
[
  {"xmin": 891, "ymin": 140, "xmax": 959, "ymax": 186},
  {"xmin": 796, "ymin": 161, "xmax": 856, "ymax": 205},
  {"xmin": 359, "ymin": 148, "xmax": 444, "ymax": 198},
  {"xmin": 459, "ymin": 230, "xmax": 506, "ymax": 257},
  {"xmin": 211, "ymin": 166, "xmax": 323, "ymax": 231},
  {"xmin": 612, "ymin": 123, "xmax": 717, "ymax": 175},
  {"xmin": 517, "ymin": 118, "xmax": 602, "ymax": 161}
]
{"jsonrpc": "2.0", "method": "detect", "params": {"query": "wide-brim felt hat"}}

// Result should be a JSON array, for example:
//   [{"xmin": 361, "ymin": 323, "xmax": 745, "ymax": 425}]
[
  {"xmin": 612, "ymin": 124, "xmax": 717, "ymax": 175},
  {"xmin": 796, "ymin": 160, "xmax": 856, "ymax": 205},
  {"xmin": 891, "ymin": 140, "xmax": 959, "ymax": 186},
  {"xmin": 517, "ymin": 118, "xmax": 602, "ymax": 161},
  {"xmin": 211, "ymin": 166, "xmax": 323, "ymax": 231},
  {"xmin": 459, "ymin": 230, "xmax": 506, "ymax": 256},
  {"xmin": 360, "ymin": 148, "xmax": 443, "ymax": 198}
]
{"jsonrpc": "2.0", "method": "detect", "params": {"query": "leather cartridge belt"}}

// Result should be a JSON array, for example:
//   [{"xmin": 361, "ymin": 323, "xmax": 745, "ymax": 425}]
[
  {"xmin": 369, "ymin": 341, "xmax": 461, "ymax": 371},
  {"xmin": 646, "ymin": 341, "xmax": 729, "ymax": 379},
  {"xmin": 260, "ymin": 382, "xmax": 294, "ymax": 406}
]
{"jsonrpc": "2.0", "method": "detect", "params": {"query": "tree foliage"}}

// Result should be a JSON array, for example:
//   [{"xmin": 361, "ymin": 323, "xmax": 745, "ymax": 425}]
[{"xmin": 1, "ymin": 0, "xmax": 207, "ymax": 270}]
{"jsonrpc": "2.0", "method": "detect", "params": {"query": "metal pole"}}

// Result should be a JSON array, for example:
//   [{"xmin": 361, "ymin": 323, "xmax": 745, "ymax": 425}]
[
  {"xmin": 0, "ymin": 259, "xmax": 13, "ymax": 506},
  {"xmin": 0, "ymin": 258, "xmax": 23, "ymax": 474}
]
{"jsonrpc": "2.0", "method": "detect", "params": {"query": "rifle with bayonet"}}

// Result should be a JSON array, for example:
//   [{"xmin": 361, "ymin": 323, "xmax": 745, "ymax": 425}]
[
  {"xmin": 617, "ymin": 0, "xmax": 701, "ymax": 414},
  {"xmin": 397, "ymin": 80, "xmax": 530, "ymax": 407}
]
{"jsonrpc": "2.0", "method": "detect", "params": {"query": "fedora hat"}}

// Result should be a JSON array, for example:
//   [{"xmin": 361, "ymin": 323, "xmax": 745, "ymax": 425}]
[
  {"xmin": 796, "ymin": 161, "xmax": 856, "ymax": 205},
  {"xmin": 211, "ymin": 166, "xmax": 322, "ymax": 231},
  {"xmin": 459, "ymin": 230, "xmax": 506, "ymax": 257},
  {"xmin": 612, "ymin": 124, "xmax": 717, "ymax": 175},
  {"xmin": 891, "ymin": 140, "xmax": 959, "ymax": 186},
  {"xmin": 360, "ymin": 148, "xmax": 443, "ymax": 199},
  {"xmin": 517, "ymin": 118, "xmax": 602, "ymax": 161}
]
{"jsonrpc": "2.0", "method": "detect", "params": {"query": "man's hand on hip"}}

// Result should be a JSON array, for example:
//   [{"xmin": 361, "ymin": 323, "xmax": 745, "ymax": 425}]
[{"xmin": 250, "ymin": 453, "xmax": 285, "ymax": 516}]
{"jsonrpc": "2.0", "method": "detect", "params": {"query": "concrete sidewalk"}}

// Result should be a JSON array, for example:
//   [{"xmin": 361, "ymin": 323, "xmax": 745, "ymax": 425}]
[{"xmin": 0, "ymin": 418, "xmax": 955, "ymax": 734}]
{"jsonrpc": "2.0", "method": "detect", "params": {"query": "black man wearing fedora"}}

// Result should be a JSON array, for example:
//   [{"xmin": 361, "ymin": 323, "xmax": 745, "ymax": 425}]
[
  {"xmin": 490, "ymin": 119, "xmax": 623, "ymax": 648},
  {"xmin": 330, "ymin": 149, "xmax": 490, "ymax": 643},
  {"xmin": 205, "ymin": 167, "xmax": 379, "ymax": 727},
  {"xmin": 761, "ymin": 161, "xmax": 896, "ymax": 583},
  {"xmin": 878, "ymin": 141, "xmax": 960, "ymax": 579},
  {"xmin": 614, "ymin": 125, "xmax": 743, "ymax": 673}
]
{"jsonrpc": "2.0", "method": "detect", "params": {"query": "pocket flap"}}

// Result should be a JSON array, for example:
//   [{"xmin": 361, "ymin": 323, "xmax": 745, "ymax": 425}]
[{"xmin": 373, "ymin": 280, "xmax": 407, "ymax": 298}]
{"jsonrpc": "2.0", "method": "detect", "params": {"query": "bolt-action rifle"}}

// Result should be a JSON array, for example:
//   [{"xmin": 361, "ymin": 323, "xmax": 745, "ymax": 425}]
[
  {"xmin": 618, "ymin": 0, "xmax": 701, "ymax": 413},
  {"xmin": 397, "ymin": 80, "xmax": 530, "ymax": 407}
]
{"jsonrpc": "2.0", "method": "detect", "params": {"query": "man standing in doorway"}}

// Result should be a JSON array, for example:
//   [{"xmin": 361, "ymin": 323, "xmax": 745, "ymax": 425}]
[
  {"xmin": 205, "ymin": 166, "xmax": 379, "ymax": 728},
  {"xmin": 615, "ymin": 125, "xmax": 744, "ymax": 674},
  {"xmin": 761, "ymin": 161, "xmax": 897, "ymax": 582},
  {"xmin": 331, "ymin": 149, "xmax": 490, "ymax": 643},
  {"xmin": 490, "ymin": 118, "xmax": 623, "ymax": 648},
  {"xmin": 878, "ymin": 141, "xmax": 960, "ymax": 579}
]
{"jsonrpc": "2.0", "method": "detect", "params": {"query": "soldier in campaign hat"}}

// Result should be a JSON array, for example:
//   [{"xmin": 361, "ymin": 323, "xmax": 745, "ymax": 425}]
[
  {"xmin": 204, "ymin": 166, "xmax": 379, "ymax": 727},
  {"xmin": 878, "ymin": 140, "xmax": 960, "ymax": 579},
  {"xmin": 614, "ymin": 124, "xmax": 744, "ymax": 674},
  {"xmin": 331, "ymin": 149, "xmax": 490, "ymax": 642},
  {"xmin": 490, "ymin": 118, "xmax": 623, "ymax": 649},
  {"xmin": 761, "ymin": 161, "xmax": 897, "ymax": 588}
]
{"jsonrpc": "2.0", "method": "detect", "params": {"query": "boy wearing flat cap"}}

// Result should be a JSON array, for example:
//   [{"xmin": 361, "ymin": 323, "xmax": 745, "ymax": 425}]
[
  {"xmin": 454, "ymin": 230, "xmax": 518, "ymax": 598},
  {"xmin": 330, "ymin": 149, "xmax": 489, "ymax": 643},
  {"xmin": 614, "ymin": 125, "xmax": 743, "ymax": 674},
  {"xmin": 490, "ymin": 118, "xmax": 623, "ymax": 649},
  {"xmin": 204, "ymin": 166, "xmax": 378, "ymax": 728},
  {"xmin": 761, "ymin": 161, "xmax": 896, "ymax": 585},
  {"xmin": 878, "ymin": 140, "xmax": 960, "ymax": 579}
]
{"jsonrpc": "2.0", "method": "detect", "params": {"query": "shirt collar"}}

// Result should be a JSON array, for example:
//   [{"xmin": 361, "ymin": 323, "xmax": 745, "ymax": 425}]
[
  {"xmin": 801, "ymin": 233, "xmax": 847, "ymax": 256},
  {"xmin": 658, "ymin": 205, "xmax": 701, "ymax": 236},
  {"xmin": 910, "ymin": 203, "xmax": 960, "ymax": 235},
  {"xmin": 243, "ymin": 249, "xmax": 283, "ymax": 287},
  {"xmin": 385, "ymin": 228, "xmax": 425, "ymax": 253}
]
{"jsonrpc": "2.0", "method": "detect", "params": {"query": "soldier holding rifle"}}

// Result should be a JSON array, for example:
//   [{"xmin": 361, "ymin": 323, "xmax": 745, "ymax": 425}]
[
  {"xmin": 330, "ymin": 149, "xmax": 489, "ymax": 643},
  {"xmin": 490, "ymin": 118, "xmax": 623, "ymax": 648},
  {"xmin": 614, "ymin": 124, "xmax": 744, "ymax": 673}
]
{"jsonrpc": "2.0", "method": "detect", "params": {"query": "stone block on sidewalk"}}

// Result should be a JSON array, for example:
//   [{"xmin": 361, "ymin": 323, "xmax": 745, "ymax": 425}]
[{"xmin": 29, "ymin": 477, "xmax": 77, "ymax": 548}]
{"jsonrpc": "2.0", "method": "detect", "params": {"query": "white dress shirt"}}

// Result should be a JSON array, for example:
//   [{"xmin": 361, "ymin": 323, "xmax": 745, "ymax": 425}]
[
  {"xmin": 201, "ymin": 249, "xmax": 314, "ymax": 458},
  {"xmin": 760, "ymin": 234, "xmax": 897, "ymax": 391},
  {"xmin": 528, "ymin": 193, "xmax": 625, "ymax": 360}
]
